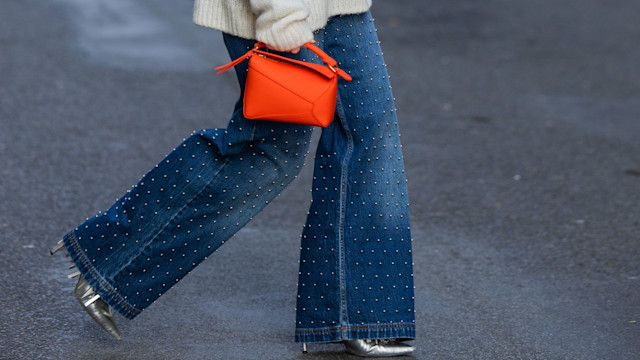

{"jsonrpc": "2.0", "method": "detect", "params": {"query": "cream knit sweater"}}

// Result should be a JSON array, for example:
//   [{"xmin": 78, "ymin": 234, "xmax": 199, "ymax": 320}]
[{"xmin": 193, "ymin": 0, "xmax": 372, "ymax": 51}]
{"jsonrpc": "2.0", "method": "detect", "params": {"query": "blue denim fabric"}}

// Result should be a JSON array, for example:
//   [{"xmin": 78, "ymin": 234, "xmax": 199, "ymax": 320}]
[{"xmin": 62, "ymin": 11, "xmax": 414, "ymax": 343}]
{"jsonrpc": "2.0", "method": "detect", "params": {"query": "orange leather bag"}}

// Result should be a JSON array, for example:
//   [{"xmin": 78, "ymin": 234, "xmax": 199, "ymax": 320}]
[{"xmin": 215, "ymin": 42, "xmax": 352, "ymax": 128}]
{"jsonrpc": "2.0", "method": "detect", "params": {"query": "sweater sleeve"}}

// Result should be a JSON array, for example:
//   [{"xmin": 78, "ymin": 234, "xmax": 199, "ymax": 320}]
[{"xmin": 248, "ymin": 0, "xmax": 314, "ymax": 51}]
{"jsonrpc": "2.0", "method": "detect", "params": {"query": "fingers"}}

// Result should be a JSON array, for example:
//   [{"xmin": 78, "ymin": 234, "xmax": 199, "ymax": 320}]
[{"xmin": 261, "ymin": 43, "xmax": 302, "ymax": 54}]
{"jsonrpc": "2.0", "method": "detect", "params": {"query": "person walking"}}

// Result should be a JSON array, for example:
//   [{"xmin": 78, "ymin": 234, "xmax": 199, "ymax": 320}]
[{"xmin": 52, "ymin": 0, "xmax": 416, "ymax": 357}]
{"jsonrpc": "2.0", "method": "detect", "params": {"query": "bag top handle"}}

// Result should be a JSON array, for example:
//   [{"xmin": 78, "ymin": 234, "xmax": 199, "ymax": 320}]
[
  {"xmin": 216, "ymin": 42, "xmax": 352, "ymax": 81},
  {"xmin": 303, "ymin": 43, "xmax": 337, "ymax": 67},
  {"xmin": 252, "ymin": 42, "xmax": 336, "ymax": 67}
]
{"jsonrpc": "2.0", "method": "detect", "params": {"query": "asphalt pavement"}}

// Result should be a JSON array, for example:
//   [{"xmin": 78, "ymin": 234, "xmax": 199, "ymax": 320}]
[{"xmin": 1, "ymin": 0, "xmax": 639, "ymax": 359}]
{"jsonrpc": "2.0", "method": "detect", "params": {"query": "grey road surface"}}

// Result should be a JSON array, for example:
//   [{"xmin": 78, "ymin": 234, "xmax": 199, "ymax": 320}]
[{"xmin": 1, "ymin": 0, "xmax": 639, "ymax": 359}]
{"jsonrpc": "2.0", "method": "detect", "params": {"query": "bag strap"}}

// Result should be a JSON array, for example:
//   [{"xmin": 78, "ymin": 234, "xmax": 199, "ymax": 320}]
[
  {"xmin": 214, "ymin": 47, "xmax": 255, "ymax": 74},
  {"xmin": 303, "ymin": 43, "xmax": 352, "ymax": 81},
  {"xmin": 215, "ymin": 42, "xmax": 352, "ymax": 81}
]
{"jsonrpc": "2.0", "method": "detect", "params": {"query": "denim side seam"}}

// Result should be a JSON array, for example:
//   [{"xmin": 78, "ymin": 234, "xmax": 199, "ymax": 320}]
[
  {"xmin": 64, "ymin": 231, "xmax": 141, "ymax": 319},
  {"xmin": 336, "ymin": 96, "xmax": 353, "ymax": 330},
  {"xmin": 111, "ymin": 156, "xmax": 231, "ymax": 279}
]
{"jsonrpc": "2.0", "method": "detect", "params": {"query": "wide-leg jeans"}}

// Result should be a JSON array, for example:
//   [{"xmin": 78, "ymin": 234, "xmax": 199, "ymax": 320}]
[{"xmin": 62, "ymin": 11, "xmax": 415, "ymax": 343}]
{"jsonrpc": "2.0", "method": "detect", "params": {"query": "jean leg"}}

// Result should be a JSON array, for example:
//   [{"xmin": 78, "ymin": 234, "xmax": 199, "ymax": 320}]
[
  {"xmin": 295, "ymin": 12, "xmax": 415, "ymax": 343},
  {"xmin": 62, "ymin": 34, "xmax": 314, "ymax": 319}
]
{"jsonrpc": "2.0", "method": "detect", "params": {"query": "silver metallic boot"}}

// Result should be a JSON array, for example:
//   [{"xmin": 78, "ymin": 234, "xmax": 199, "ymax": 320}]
[
  {"xmin": 343, "ymin": 339, "xmax": 415, "ymax": 357},
  {"xmin": 74, "ymin": 274, "xmax": 122, "ymax": 340},
  {"xmin": 51, "ymin": 240, "xmax": 122, "ymax": 340}
]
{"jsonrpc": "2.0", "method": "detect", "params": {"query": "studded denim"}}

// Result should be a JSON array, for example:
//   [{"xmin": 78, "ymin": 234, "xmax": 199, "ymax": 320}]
[{"xmin": 62, "ymin": 11, "xmax": 414, "ymax": 343}]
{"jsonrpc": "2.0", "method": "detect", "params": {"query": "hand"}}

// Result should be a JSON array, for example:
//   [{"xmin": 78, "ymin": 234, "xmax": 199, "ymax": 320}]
[{"xmin": 263, "ymin": 42, "xmax": 303, "ymax": 54}]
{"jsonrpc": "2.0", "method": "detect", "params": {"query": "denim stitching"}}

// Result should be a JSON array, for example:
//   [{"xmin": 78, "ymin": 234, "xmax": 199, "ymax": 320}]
[
  {"xmin": 295, "ymin": 323, "xmax": 415, "ymax": 334},
  {"xmin": 113, "ymin": 157, "xmax": 231, "ymax": 278},
  {"xmin": 335, "ymin": 94, "xmax": 353, "ymax": 333},
  {"xmin": 67, "ymin": 231, "xmax": 140, "ymax": 316}
]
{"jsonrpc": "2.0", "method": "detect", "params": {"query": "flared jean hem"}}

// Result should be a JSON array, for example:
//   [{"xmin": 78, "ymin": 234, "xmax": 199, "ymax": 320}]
[
  {"xmin": 63, "ymin": 231, "xmax": 141, "ymax": 319},
  {"xmin": 294, "ymin": 323, "xmax": 415, "ymax": 343}
]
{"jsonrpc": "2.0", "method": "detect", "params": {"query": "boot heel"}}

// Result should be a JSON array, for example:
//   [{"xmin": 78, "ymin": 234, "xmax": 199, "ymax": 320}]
[
  {"xmin": 302, "ymin": 343, "xmax": 308, "ymax": 354},
  {"xmin": 50, "ymin": 240, "xmax": 65, "ymax": 255}
]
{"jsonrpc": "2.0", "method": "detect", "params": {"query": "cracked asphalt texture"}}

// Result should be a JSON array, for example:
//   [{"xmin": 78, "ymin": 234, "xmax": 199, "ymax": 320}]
[{"xmin": 1, "ymin": 0, "xmax": 638, "ymax": 359}]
